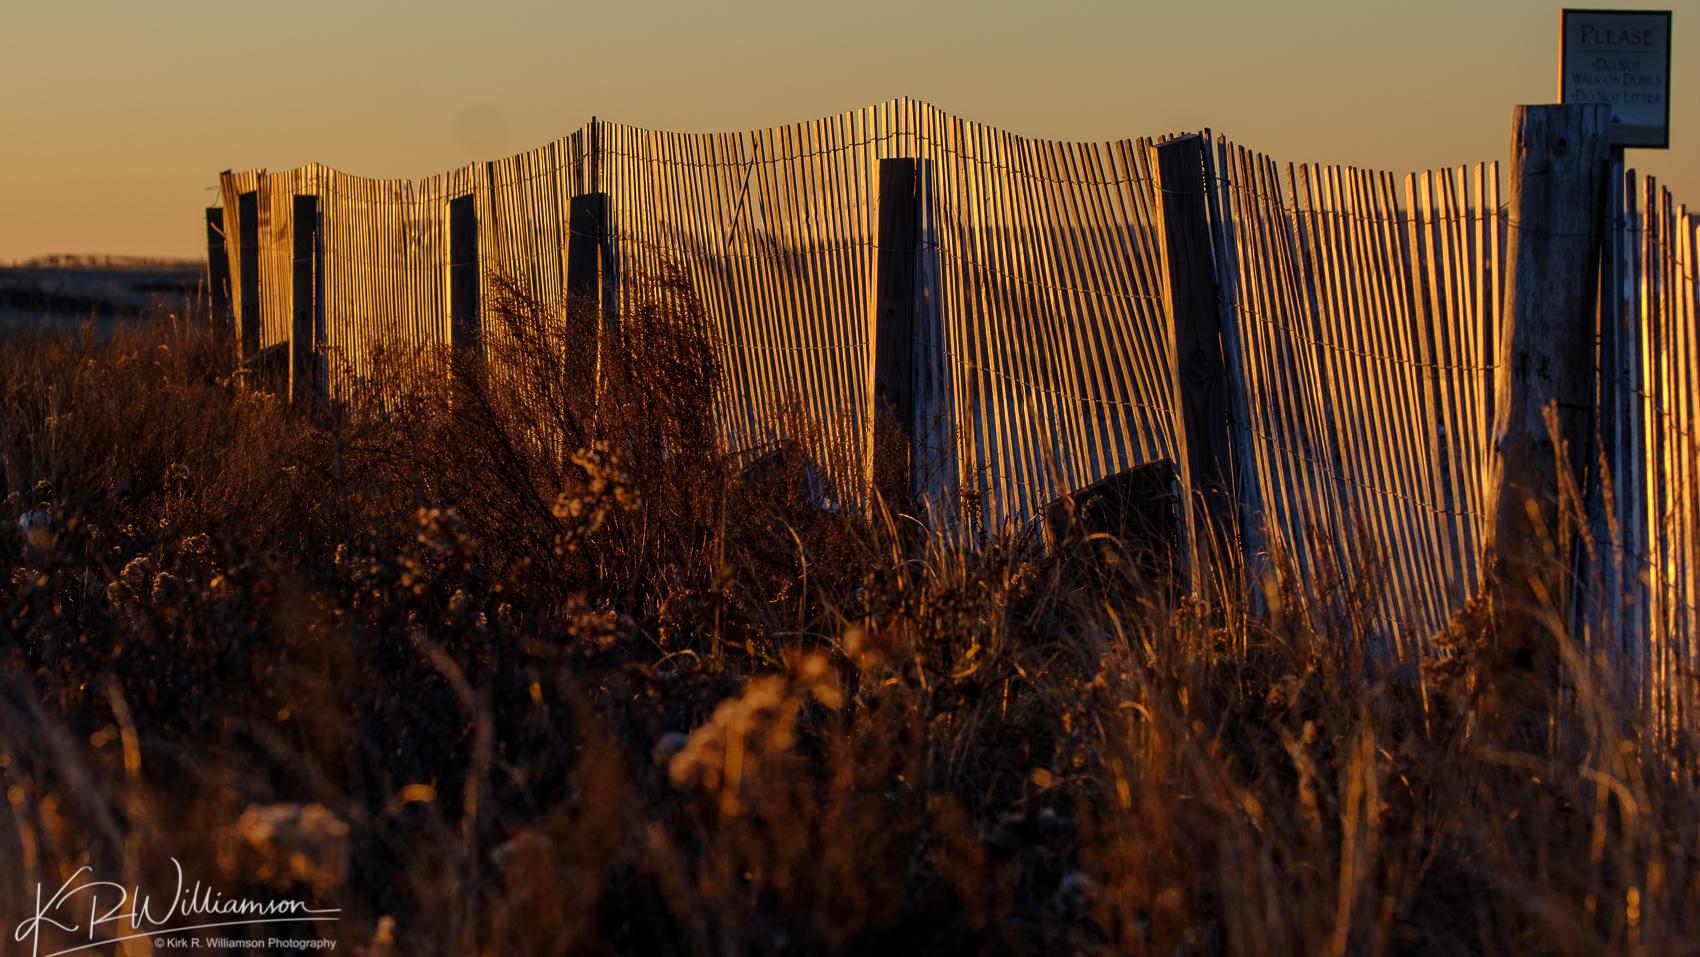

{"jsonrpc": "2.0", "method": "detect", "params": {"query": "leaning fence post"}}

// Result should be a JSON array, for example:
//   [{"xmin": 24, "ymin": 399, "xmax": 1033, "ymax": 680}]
[
  {"xmin": 872, "ymin": 157, "xmax": 918, "ymax": 515},
  {"xmin": 450, "ymin": 193, "xmax": 481, "ymax": 353},
  {"xmin": 1201, "ymin": 132, "xmax": 1266, "ymax": 608},
  {"xmin": 569, "ymin": 191, "xmax": 616, "ymax": 414},
  {"xmin": 1152, "ymin": 134, "xmax": 1240, "ymax": 602},
  {"xmin": 206, "ymin": 208, "xmax": 232, "ymax": 321},
  {"xmin": 291, "ymin": 194, "xmax": 322, "ymax": 404},
  {"xmin": 238, "ymin": 190, "xmax": 261, "ymax": 359},
  {"xmin": 567, "ymin": 192, "xmax": 615, "ymax": 313},
  {"xmin": 1485, "ymin": 103, "xmax": 1611, "ymax": 632}
]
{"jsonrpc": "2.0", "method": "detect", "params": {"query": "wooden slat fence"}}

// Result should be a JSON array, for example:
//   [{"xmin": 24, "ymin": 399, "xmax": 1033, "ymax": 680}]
[
  {"xmin": 215, "ymin": 99, "xmax": 1699, "ymax": 700},
  {"xmin": 1209, "ymin": 143, "xmax": 1503, "ymax": 644},
  {"xmin": 1595, "ymin": 169, "xmax": 1700, "ymax": 742},
  {"xmin": 909, "ymin": 105, "xmax": 1179, "ymax": 529},
  {"xmin": 595, "ymin": 112, "xmax": 888, "ymax": 484}
]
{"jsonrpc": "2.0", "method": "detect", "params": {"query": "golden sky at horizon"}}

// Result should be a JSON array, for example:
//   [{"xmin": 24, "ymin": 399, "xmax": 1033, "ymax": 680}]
[{"xmin": 4, "ymin": 0, "xmax": 1693, "ymax": 262}]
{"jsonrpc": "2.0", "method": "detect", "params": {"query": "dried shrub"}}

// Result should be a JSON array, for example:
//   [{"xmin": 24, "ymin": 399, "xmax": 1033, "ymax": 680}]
[{"xmin": 0, "ymin": 279, "xmax": 1695, "ymax": 957}]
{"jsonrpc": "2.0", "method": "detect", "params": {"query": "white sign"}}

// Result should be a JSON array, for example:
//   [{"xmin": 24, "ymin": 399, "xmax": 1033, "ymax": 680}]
[{"xmin": 1561, "ymin": 9, "xmax": 1672, "ymax": 148}]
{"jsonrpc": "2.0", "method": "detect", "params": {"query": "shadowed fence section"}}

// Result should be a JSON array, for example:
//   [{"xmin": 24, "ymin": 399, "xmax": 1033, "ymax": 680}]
[
  {"xmin": 1215, "ymin": 148, "xmax": 1504, "ymax": 655},
  {"xmin": 212, "ymin": 99, "xmax": 1698, "ymax": 696},
  {"xmin": 219, "ymin": 164, "xmax": 461, "ymax": 395},
  {"xmin": 592, "ymin": 113, "xmax": 884, "ymax": 488},
  {"xmin": 915, "ymin": 109, "xmax": 1180, "ymax": 532}
]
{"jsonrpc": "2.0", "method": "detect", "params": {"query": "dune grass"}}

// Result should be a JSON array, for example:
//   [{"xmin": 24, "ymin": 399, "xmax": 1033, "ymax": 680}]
[{"xmin": 0, "ymin": 277, "xmax": 1695, "ymax": 956}]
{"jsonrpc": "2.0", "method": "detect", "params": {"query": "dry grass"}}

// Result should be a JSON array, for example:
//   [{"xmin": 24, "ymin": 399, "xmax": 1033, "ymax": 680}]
[{"xmin": 0, "ymin": 281, "xmax": 1696, "ymax": 956}]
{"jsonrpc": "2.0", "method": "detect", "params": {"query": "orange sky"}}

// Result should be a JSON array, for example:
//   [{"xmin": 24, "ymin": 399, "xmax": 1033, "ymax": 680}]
[{"xmin": 3, "ymin": 0, "xmax": 1693, "ymax": 263}]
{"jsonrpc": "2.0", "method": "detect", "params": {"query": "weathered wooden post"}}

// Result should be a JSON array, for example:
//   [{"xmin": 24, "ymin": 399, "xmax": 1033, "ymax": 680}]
[
  {"xmin": 872, "ymin": 157, "xmax": 918, "ymax": 514},
  {"xmin": 238, "ymin": 190, "xmax": 261, "ymax": 358},
  {"xmin": 1484, "ymin": 103, "xmax": 1612, "ymax": 629},
  {"xmin": 205, "ymin": 208, "xmax": 231, "ymax": 320},
  {"xmin": 1152, "ymin": 134, "xmax": 1240, "ymax": 600},
  {"xmin": 291, "ymin": 194, "xmax": 322, "ymax": 403},
  {"xmin": 568, "ymin": 190, "xmax": 617, "ymax": 420},
  {"xmin": 450, "ymin": 193, "xmax": 480, "ymax": 352}
]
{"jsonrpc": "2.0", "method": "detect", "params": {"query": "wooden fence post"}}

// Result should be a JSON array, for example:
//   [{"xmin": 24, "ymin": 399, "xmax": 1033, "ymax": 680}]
[
  {"xmin": 450, "ymin": 193, "xmax": 480, "ymax": 352},
  {"xmin": 1485, "ymin": 103, "xmax": 1612, "ymax": 629},
  {"xmin": 238, "ymin": 190, "xmax": 261, "ymax": 358},
  {"xmin": 872, "ymin": 158, "xmax": 918, "ymax": 513},
  {"xmin": 1152, "ymin": 134, "xmax": 1239, "ymax": 600},
  {"xmin": 567, "ymin": 192, "xmax": 615, "ymax": 312},
  {"xmin": 206, "ymin": 208, "xmax": 231, "ymax": 320},
  {"xmin": 291, "ymin": 194, "xmax": 322, "ymax": 403},
  {"xmin": 569, "ymin": 191, "xmax": 616, "ymax": 414}
]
